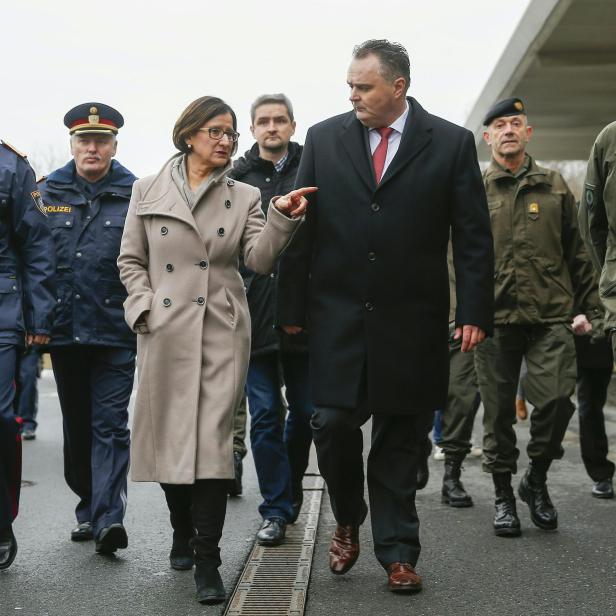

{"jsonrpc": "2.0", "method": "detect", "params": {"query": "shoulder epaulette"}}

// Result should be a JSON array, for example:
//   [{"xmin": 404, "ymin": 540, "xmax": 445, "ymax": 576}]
[
  {"xmin": 37, "ymin": 176, "xmax": 47, "ymax": 184},
  {"xmin": 1, "ymin": 140, "xmax": 28, "ymax": 159}
]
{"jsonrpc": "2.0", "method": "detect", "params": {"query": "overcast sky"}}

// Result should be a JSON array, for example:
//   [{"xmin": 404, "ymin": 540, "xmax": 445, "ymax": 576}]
[{"xmin": 1, "ymin": 0, "xmax": 530, "ymax": 177}]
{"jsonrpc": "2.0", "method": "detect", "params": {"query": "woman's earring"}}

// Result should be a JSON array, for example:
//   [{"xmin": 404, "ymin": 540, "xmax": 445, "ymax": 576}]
[{"xmin": 187, "ymin": 143, "xmax": 192, "ymax": 150}]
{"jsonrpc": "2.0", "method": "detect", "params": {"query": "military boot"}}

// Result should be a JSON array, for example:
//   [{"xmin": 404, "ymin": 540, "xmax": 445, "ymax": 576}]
[
  {"xmin": 518, "ymin": 459, "xmax": 557, "ymax": 530},
  {"xmin": 492, "ymin": 472, "xmax": 521, "ymax": 537},
  {"xmin": 441, "ymin": 457, "xmax": 473, "ymax": 507}
]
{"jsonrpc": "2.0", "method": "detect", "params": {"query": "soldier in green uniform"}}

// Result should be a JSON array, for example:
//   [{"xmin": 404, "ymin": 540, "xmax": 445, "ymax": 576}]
[
  {"xmin": 578, "ymin": 120, "xmax": 616, "ymax": 499},
  {"xmin": 476, "ymin": 98, "xmax": 602, "ymax": 537}
]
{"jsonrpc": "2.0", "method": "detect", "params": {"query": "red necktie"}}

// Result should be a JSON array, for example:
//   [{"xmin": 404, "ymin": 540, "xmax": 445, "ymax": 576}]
[{"xmin": 372, "ymin": 127, "xmax": 393, "ymax": 183}]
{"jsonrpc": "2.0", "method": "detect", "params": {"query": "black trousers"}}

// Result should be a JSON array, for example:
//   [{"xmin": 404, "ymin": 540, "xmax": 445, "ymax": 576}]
[
  {"xmin": 160, "ymin": 480, "xmax": 228, "ymax": 567},
  {"xmin": 311, "ymin": 400, "xmax": 433, "ymax": 569},
  {"xmin": 577, "ymin": 365, "xmax": 615, "ymax": 482}
]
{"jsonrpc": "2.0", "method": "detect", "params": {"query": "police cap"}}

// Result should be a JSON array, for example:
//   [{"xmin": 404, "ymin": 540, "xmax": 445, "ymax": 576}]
[
  {"xmin": 483, "ymin": 97, "xmax": 526, "ymax": 126},
  {"xmin": 64, "ymin": 102, "xmax": 124, "ymax": 135}
]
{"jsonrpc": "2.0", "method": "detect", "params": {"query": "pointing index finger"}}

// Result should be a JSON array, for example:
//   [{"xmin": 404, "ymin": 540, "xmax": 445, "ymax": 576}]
[{"xmin": 292, "ymin": 186, "xmax": 318, "ymax": 199}]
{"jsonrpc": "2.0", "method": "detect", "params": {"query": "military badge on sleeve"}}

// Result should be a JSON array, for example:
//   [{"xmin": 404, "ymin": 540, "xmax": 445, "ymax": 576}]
[{"xmin": 31, "ymin": 190, "xmax": 47, "ymax": 216}]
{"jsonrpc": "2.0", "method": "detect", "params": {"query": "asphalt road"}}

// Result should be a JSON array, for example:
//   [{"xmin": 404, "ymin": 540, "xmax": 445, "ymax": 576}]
[{"xmin": 2, "ymin": 373, "xmax": 616, "ymax": 616}]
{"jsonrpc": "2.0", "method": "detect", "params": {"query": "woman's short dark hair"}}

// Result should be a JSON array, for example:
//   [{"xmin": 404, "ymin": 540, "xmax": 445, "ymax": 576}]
[
  {"xmin": 173, "ymin": 96, "xmax": 238, "ymax": 155},
  {"xmin": 352, "ymin": 39, "xmax": 411, "ymax": 91}
]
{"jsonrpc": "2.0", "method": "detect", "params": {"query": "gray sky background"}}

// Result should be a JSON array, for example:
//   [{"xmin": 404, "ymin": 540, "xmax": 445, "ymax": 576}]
[{"xmin": 1, "ymin": 0, "xmax": 530, "ymax": 178}]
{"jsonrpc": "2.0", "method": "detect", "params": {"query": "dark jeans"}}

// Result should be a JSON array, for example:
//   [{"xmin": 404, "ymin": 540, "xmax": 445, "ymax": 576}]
[
  {"xmin": 246, "ymin": 352, "xmax": 312, "ymax": 521},
  {"xmin": 50, "ymin": 345, "xmax": 135, "ymax": 537},
  {"xmin": 577, "ymin": 365, "xmax": 615, "ymax": 482},
  {"xmin": 0, "ymin": 344, "xmax": 20, "ymax": 529},
  {"xmin": 312, "ymin": 400, "xmax": 433, "ymax": 569},
  {"xmin": 160, "ymin": 480, "xmax": 228, "ymax": 566},
  {"xmin": 15, "ymin": 348, "xmax": 40, "ymax": 431}
]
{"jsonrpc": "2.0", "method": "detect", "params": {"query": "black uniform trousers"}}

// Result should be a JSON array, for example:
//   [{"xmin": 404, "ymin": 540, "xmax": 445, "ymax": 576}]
[
  {"xmin": 0, "ymin": 344, "xmax": 20, "ymax": 530},
  {"xmin": 50, "ymin": 345, "xmax": 135, "ymax": 538},
  {"xmin": 576, "ymin": 335, "xmax": 615, "ymax": 482},
  {"xmin": 311, "ymin": 391, "xmax": 433, "ymax": 569}
]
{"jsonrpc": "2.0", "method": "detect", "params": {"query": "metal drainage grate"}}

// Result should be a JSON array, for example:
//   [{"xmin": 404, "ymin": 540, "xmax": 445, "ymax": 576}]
[{"xmin": 225, "ymin": 475, "xmax": 324, "ymax": 616}]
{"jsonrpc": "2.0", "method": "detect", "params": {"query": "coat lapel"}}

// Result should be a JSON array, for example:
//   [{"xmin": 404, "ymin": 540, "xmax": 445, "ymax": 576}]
[
  {"xmin": 339, "ymin": 112, "xmax": 376, "ymax": 191},
  {"xmin": 378, "ymin": 98, "xmax": 432, "ymax": 190},
  {"xmin": 136, "ymin": 156, "xmax": 201, "ymax": 235}
]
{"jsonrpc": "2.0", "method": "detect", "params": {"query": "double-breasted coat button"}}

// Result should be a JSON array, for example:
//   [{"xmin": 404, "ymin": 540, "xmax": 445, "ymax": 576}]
[
  {"xmin": 217, "ymin": 227, "xmax": 225, "ymax": 236},
  {"xmin": 227, "ymin": 179, "xmax": 235, "ymax": 186},
  {"xmin": 225, "ymin": 200, "xmax": 231, "ymax": 208},
  {"xmin": 161, "ymin": 226, "xmax": 168, "ymax": 235},
  {"xmin": 365, "ymin": 301, "xmax": 374, "ymax": 311},
  {"xmin": 368, "ymin": 251, "xmax": 376, "ymax": 261},
  {"xmin": 75, "ymin": 294, "xmax": 81, "ymax": 300},
  {"xmin": 199, "ymin": 260, "xmax": 209, "ymax": 269},
  {"xmin": 166, "ymin": 263, "xmax": 174, "ymax": 272},
  {"xmin": 76, "ymin": 251, "xmax": 82, "ymax": 258},
  {"xmin": 163, "ymin": 297, "xmax": 172, "ymax": 307},
  {"xmin": 196, "ymin": 296, "xmax": 205, "ymax": 305},
  {"xmin": 265, "ymin": 177, "xmax": 271, "ymax": 183},
  {"xmin": 371, "ymin": 203, "xmax": 380, "ymax": 212},
  {"xmin": 105, "ymin": 220, "xmax": 111, "ymax": 226}
]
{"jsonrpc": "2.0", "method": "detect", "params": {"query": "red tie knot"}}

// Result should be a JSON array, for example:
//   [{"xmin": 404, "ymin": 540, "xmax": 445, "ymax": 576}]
[{"xmin": 378, "ymin": 127, "xmax": 394, "ymax": 139}]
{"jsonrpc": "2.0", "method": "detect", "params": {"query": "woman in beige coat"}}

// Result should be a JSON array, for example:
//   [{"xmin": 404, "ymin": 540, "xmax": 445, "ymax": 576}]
[{"xmin": 117, "ymin": 96, "xmax": 313, "ymax": 605}]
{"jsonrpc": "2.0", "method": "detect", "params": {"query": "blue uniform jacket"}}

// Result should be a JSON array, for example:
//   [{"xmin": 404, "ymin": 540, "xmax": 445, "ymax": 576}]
[
  {"xmin": 0, "ymin": 143, "xmax": 56, "ymax": 345},
  {"xmin": 39, "ymin": 159, "xmax": 137, "ymax": 348}
]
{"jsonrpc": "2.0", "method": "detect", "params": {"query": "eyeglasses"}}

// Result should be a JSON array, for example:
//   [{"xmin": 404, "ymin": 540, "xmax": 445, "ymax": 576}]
[{"xmin": 198, "ymin": 127, "xmax": 240, "ymax": 142}]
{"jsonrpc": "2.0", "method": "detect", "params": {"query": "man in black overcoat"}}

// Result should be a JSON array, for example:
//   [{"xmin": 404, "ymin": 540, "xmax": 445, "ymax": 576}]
[{"xmin": 277, "ymin": 39, "xmax": 494, "ymax": 593}]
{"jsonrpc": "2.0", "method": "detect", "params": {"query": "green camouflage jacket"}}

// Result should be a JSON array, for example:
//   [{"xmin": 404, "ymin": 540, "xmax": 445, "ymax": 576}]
[
  {"xmin": 579, "ymin": 121, "xmax": 616, "ymax": 328},
  {"xmin": 484, "ymin": 155, "xmax": 601, "ymax": 325}
]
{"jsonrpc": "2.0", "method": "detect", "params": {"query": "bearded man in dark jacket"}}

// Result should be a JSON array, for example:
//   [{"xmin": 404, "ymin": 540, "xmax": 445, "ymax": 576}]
[{"xmin": 229, "ymin": 94, "xmax": 311, "ymax": 546}]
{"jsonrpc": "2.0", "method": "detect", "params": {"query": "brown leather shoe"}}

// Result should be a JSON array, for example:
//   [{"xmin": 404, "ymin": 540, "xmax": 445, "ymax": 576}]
[
  {"xmin": 329, "ymin": 525, "xmax": 360, "ymax": 575},
  {"xmin": 515, "ymin": 398, "xmax": 528, "ymax": 421},
  {"xmin": 387, "ymin": 563, "xmax": 422, "ymax": 593}
]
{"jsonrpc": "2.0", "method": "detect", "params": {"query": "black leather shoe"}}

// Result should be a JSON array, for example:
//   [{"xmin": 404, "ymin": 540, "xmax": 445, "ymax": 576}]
[
  {"xmin": 417, "ymin": 453, "xmax": 429, "ymax": 490},
  {"xmin": 256, "ymin": 518, "xmax": 286, "ymax": 546},
  {"xmin": 71, "ymin": 521, "xmax": 93, "ymax": 542},
  {"xmin": 95, "ymin": 523, "xmax": 128, "ymax": 554},
  {"xmin": 441, "ymin": 457, "xmax": 473, "ymax": 507},
  {"xmin": 493, "ymin": 472, "xmax": 521, "ymax": 537},
  {"xmin": 194, "ymin": 563, "xmax": 225, "ymax": 604},
  {"xmin": 228, "ymin": 452, "xmax": 243, "ymax": 497},
  {"xmin": 0, "ymin": 526, "xmax": 17, "ymax": 570},
  {"xmin": 518, "ymin": 462, "xmax": 558, "ymax": 531},
  {"xmin": 592, "ymin": 478, "xmax": 614, "ymax": 499},
  {"xmin": 289, "ymin": 481, "xmax": 304, "ymax": 524}
]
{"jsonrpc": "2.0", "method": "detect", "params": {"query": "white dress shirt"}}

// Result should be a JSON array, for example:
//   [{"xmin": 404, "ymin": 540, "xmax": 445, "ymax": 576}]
[{"xmin": 368, "ymin": 102, "xmax": 410, "ymax": 177}]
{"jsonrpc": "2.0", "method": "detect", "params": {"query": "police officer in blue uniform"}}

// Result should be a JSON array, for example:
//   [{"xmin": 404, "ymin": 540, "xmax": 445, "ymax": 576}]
[
  {"xmin": 39, "ymin": 103, "xmax": 137, "ymax": 555},
  {"xmin": 0, "ymin": 141, "xmax": 55, "ymax": 570}
]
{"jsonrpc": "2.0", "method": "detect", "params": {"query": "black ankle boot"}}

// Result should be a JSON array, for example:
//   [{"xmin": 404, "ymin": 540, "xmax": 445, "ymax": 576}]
[
  {"xmin": 518, "ymin": 459, "xmax": 557, "ymax": 530},
  {"xmin": 194, "ymin": 561, "xmax": 226, "ymax": 605},
  {"xmin": 170, "ymin": 529, "xmax": 194, "ymax": 570},
  {"xmin": 441, "ymin": 457, "xmax": 473, "ymax": 507},
  {"xmin": 492, "ymin": 472, "xmax": 521, "ymax": 537}
]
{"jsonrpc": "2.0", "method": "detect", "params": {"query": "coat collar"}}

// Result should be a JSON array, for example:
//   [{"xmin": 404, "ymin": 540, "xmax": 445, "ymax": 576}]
[
  {"xmin": 339, "ymin": 97, "xmax": 433, "ymax": 192},
  {"xmin": 136, "ymin": 154, "xmax": 233, "ymax": 233},
  {"xmin": 485, "ymin": 154, "xmax": 553, "ymax": 188},
  {"xmin": 46, "ymin": 159, "xmax": 136, "ymax": 197}
]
